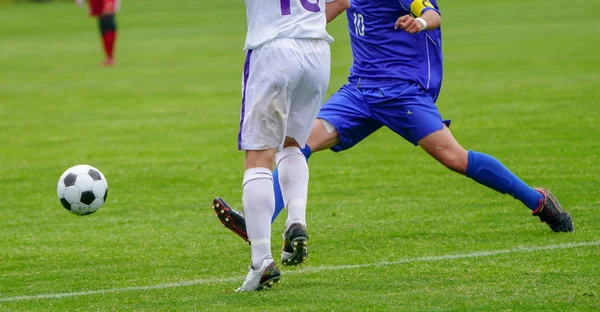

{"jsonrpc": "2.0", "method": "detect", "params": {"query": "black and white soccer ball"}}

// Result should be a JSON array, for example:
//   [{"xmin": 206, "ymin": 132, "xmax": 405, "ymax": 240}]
[{"xmin": 56, "ymin": 164, "xmax": 108, "ymax": 216}]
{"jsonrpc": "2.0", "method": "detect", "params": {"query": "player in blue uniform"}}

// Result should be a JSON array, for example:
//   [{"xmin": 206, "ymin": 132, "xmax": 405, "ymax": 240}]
[{"xmin": 213, "ymin": 0, "xmax": 574, "ymax": 254}]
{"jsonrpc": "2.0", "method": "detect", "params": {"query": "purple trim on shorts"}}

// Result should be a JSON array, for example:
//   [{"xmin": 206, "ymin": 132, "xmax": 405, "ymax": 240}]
[{"xmin": 238, "ymin": 49, "xmax": 253, "ymax": 150}]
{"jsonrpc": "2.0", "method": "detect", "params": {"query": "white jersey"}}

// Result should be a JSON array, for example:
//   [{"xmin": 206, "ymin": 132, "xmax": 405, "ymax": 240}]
[{"xmin": 243, "ymin": 0, "xmax": 335, "ymax": 51}]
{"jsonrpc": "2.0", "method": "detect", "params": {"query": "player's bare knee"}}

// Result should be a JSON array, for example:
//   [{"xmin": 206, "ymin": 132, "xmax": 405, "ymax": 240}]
[
  {"xmin": 445, "ymin": 158, "xmax": 467, "ymax": 174},
  {"xmin": 283, "ymin": 137, "xmax": 300, "ymax": 149},
  {"xmin": 245, "ymin": 150, "xmax": 276, "ymax": 171},
  {"xmin": 440, "ymin": 150, "xmax": 468, "ymax": 174}
]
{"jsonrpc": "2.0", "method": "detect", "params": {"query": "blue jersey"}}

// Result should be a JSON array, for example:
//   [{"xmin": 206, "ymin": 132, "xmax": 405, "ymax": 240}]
[{"xmin": 346, "ymin": 0, "xmax": 443, "ymax": 100}]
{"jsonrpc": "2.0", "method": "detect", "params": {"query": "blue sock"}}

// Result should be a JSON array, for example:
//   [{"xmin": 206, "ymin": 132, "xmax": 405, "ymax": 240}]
[
  {"xmin": 271, "ymin": 145, "xmax": 313, "ymax": 222},
  {"xmin": 465, "ymin": 150, "xmax": 543, "ymax": 210}
]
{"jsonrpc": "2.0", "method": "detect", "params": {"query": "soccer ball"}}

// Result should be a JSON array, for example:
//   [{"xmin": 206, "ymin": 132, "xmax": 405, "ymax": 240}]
[{"xmin": 57, "ymin": 164, "xmax": 108, "ymax": 216}]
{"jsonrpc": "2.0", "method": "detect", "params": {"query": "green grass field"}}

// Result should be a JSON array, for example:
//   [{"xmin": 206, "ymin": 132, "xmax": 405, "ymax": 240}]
[{"xmin": 1, "ymin": 0, "xmax": 600, "ymax": 310}]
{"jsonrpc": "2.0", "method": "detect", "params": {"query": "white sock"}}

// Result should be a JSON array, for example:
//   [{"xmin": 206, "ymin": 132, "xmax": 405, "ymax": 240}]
[
  {"xmin": 276, "ymin": 147, "xmax": 308, "ymax": 230},
  {"xmin": 242, "ymin": 167, "xmax": 274, "ymax": 269}
]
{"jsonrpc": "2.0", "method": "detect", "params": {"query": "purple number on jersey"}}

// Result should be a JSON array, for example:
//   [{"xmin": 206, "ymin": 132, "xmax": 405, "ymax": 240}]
[
  {"xmin": 280, "ymin": 0, "xmax": 291, "ymax": 15},
  {"xmin": 280, "ymin": 0, "xmax": 320, "ymax": 16},
  {"xmin": 300, "ymin": 0, "xmax": 320, "ymax": 12}
]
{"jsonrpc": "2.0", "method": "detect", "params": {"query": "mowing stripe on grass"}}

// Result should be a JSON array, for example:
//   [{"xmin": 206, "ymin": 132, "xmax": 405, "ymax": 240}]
[{"xmin": 1, "ymin": 240, "xmax": 598, "ymax": 302}]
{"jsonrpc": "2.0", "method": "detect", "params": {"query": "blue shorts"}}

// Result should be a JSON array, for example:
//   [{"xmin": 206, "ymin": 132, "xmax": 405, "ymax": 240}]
[{"xmin": 317, "ymin": 81, "xmax": 450, "ymax": 152}]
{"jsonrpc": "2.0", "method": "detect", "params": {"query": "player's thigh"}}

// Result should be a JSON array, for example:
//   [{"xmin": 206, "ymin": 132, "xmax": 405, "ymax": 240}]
[
  {"xmin": 368, "ymin": 82, "xmax": 449, "ymax": 146},
  {"xmin": 418, "ymin": 123, "xmax": 468, "ymax": 173},
  {"xmin": 305, "ymin": 119, "xmax": 341, "ymax": 152},
  {"xmin": 287, "ymin": 39, "xmax": 331, "ymax": 148},
  {"xmin": 316, "ymin": 84, "xmax": 382, "ymax": 152},
  {"xmin": 238, "ymin": 39, "xmax": 303, "ymax": 151}
]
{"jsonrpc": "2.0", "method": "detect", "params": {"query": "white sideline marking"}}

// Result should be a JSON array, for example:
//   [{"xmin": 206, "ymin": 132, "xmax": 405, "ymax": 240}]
[{"xmin": 1, "ymin": 240, "xmax": 598, "ymax": 303}]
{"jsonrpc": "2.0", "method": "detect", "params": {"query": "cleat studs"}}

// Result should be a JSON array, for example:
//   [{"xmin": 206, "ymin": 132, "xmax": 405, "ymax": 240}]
[
  {"xmin": 293, "ymin": 242, "xmax": 298, "ymax": 247},
  {"xmin": 220, "ymin": 209, "xmax": 224, "ymax": 214},
  {"xmin": 225, "ymin": 218, "xmax": 229, "ymax": 222},
  {"xmin": 215, "ymin": 203, "xmax": 220, "ymax": 208}
]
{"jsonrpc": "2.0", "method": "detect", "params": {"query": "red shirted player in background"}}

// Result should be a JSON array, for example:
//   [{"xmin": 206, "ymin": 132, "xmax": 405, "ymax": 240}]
[{"xmin": 76, "ymin": 0, "xmax": 119, "ymax": 66}]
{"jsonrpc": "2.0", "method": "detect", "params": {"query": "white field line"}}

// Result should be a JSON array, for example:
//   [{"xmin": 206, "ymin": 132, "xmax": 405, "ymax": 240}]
[{"xmin": 1, "ymin": 240, "xmax": 598, "ymax": 303}]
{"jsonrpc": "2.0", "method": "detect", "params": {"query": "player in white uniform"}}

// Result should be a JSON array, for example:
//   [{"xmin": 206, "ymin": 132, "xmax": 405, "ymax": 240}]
[{"xmin": 234, "ymin": 0, "xmax": 349, "ymax": 292}]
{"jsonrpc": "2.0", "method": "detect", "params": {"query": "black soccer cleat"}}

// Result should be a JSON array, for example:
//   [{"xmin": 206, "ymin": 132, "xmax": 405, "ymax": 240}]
[
  {"xmin": 281, "ymin": 223, "xmax": 309, "ymax": 266},
  {"xmin": 212, "ymin": 197, "xmax": 249, "ymax": 243},
  {"xmin": 532, "ymin": 188, "xmax": 574, "ymax": 233}
]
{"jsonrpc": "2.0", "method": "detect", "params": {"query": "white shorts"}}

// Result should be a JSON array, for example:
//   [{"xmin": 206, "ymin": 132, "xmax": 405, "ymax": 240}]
[{"xmin": 237, "ymin": 38, "xmax": 331, "ymax": 151}]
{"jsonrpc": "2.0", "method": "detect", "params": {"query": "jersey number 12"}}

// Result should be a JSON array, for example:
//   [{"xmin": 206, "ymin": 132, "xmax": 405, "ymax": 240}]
[{"xmin": 280, "ymin": 0, "xmax": 320, "ymax": 15}]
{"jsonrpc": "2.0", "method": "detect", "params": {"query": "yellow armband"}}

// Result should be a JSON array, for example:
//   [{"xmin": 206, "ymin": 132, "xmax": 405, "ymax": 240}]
[{"xmin": 410, "ymin": 0, "xmax": 435, "ymax": 18}]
